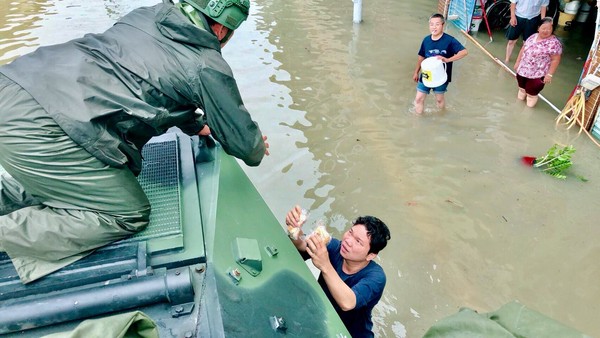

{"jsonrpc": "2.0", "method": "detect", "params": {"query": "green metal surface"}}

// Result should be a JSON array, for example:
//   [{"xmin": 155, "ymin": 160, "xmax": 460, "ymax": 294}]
[
  {"xmin": 0, "ymin": 132, "xmax": 205, "ymax": 337},
  {"xmin": 232, "ymin": 237, "xmax": 263, "ymax": 276},
  {"xmin": 143, "ymin": 133, "xmax": 206, "ymax": 266},
  {"xmin": 1, "ymin": 132, "xmax": 349, "ymax": 337},
  {"xmin": 208, "ymin": 149, "xmax": 350, "ymax": 337},
  {"xmin": 133, "ymin": 139, "xmax": 182, "ymax": 241},
  {"xmin": 119, "ymin": 138, "xmax": 185, "ymax": 256}
]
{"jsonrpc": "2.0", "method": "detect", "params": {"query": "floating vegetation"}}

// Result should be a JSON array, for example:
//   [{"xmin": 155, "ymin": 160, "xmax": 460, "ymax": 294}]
[{"xmin": 521, "ymin": 144, "xmax": 587, "ymax": 181}]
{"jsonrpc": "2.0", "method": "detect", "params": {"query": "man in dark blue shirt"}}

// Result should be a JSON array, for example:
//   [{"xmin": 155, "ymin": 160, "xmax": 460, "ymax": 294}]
[{"xmin": 286, "ymin": 206, "xmax": 391, "ymax": 337}]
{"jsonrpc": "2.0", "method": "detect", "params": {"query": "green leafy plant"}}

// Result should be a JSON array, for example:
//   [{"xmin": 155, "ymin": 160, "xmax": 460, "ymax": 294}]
[{"xmin": 521, "ymin": 144, "xmax": 586, "ymax": 181}]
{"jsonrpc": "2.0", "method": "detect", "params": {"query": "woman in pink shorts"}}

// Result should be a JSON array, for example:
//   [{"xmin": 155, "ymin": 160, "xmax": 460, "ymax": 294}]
[{"xmin": 514, "ymin": 17, "xmax": 562, "ymax": 108}]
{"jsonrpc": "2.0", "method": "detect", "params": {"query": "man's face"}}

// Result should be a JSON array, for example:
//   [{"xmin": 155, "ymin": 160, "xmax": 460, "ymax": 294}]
[
  {"xmin": 340, "ymin": 224, "xmax": 373, "ymax": 262},
  {"xmin": 429, "ymin": 18, "xmax": 444, "ymax": 36}
]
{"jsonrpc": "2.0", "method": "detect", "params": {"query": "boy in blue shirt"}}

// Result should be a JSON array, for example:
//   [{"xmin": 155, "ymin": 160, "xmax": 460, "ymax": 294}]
[
  {"xmin": 412, "ymin": 13, "xmax": 468, "ymax": 114},
  {"xmin": 286, "ymin": 206, "xmax": 391, "ymax": 337}
]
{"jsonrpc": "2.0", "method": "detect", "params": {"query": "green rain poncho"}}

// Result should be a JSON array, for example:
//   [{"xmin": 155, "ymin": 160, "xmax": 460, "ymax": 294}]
[
  {"xmin": 0, "ymin": 1, "xmax": 265, "ymax": 283},
  {"xmin": 1, "ymin": 2, "xmax": 265, "ymax": 173}
]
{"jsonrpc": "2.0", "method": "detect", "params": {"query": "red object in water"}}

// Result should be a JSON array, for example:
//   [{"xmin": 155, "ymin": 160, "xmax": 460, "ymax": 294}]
[{"xmin": 521, "ymin": 156, "xmax": 537, "ymax": 166}]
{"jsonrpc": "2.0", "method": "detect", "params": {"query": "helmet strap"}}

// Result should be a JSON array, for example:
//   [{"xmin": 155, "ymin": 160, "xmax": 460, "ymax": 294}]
[{"xmin": 219, "ymin": 27, "xmax": 234, "ymax": 44}]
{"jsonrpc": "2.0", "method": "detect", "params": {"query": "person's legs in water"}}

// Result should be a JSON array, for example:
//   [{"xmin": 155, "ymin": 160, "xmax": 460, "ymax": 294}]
[
  {"xmin": 433, "ymin": 82, "xmax": 449, "ymax": 110},
  {"xmin": 505, "ymin": 17, "xmax": 525, "ymax": 63},
  {"xmin": 414, "ymin": 82, "xmax": 430, "ymax": 114},
  {"xmin": 524, "ymin": 77, "xmax": 545, "ymax": 107},
  {"xmin": 526, "ymin": 95, "xmax": 539, "ymax": 107},
  {"xmin": 505, "ymin": 39, "xmax": 518, "ymax": 64},
  {"xmin": 516, "ymin": 74, "xmax": 528, "ymax": 100},
  {"xmin": 435, "ymin": 93, "xmax": 446, "ymax": 109}
]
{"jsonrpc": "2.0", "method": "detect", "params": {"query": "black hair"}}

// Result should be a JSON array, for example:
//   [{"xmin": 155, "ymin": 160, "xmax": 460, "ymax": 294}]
[
  {"xmin": 430, "ymin": 13, "xmax": 445, "ymax": 24},
  {"xmin": 353, "ymin": 216, "xmax": 391, "ymax": 254}
]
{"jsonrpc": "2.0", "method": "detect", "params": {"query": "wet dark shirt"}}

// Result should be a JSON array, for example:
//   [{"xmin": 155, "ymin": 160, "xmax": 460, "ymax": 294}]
[
  {"xmin": 418, "ymin": 33, "xmax": 466, "ymax": 83},
  {"xmin": 318, "ymin": 239, "xmax": 386, "ymax": 338}
]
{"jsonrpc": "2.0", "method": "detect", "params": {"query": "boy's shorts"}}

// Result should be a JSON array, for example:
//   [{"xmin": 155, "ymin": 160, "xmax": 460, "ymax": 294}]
[{"xmin": 416, "ymin": 81, "xmax": 448, "ymax": 94}]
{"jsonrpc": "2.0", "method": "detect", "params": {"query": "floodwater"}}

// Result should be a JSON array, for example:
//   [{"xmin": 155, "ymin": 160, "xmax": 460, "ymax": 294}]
[{"xmin": 1, "ymin": 0, "xmax": 599, "ymax": 337}]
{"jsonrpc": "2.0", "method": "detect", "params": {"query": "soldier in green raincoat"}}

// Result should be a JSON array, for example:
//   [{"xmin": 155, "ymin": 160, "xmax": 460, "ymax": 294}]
[{"xmin": 0, "ymin": 0, "xmax": 268, "ymax": 283}]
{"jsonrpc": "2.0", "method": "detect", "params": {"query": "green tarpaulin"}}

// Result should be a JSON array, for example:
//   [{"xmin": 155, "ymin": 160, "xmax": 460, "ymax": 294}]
[
  {"xmin": 42, "ymin": 311, "xmax": 158, "ymax": 338},
  {"xmin": 424, "ymin": 301, "xmax": 591, "ymax": 338}
]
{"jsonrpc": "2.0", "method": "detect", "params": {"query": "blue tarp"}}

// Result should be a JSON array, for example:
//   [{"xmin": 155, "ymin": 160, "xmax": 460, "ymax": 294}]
[{"xmin": 447, "ymin": 0, "xmax": 477, "ymax": 32}]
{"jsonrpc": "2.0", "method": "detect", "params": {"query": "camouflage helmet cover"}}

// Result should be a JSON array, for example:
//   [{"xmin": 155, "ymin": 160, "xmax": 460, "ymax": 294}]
[{"xmin": 182, "ymin": 0, "xmax": 250, "ymax": 30}]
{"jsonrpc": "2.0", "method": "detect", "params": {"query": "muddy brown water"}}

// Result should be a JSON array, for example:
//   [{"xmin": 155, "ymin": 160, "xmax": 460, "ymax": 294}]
[{"xmin": 1, "ymin": 1, "xmax": 599, "ymax": 337}]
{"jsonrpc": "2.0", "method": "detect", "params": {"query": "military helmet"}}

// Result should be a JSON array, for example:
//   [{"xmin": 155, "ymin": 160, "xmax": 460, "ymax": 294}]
[{"xmin": 182, "ymin": 0, "xmax": 250, "ymax": 30}]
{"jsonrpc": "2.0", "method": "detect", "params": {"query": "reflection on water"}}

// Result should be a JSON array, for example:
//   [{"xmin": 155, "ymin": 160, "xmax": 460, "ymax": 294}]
[
  {"xmin": 0, "ymin": 1, "xmax": 50, "ymax": 64},
  {"xmin": 1, "ymin": 1, "xmax": 599, "ymax": 337},
  {"xmin": 0, "ymin": 0, "xmax": 156, "ymax": 65},
  {"xmin": 230, "ymin": 1, "xmax": 600, "ymax": 337}
]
